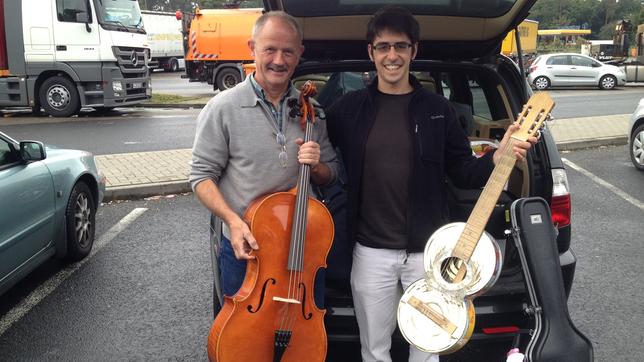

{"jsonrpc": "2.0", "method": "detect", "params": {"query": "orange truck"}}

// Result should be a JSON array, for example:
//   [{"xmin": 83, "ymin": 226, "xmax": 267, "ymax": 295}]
[{"xmin": 178, "ymin": 8, "xmax": 261, "ymax": 91}]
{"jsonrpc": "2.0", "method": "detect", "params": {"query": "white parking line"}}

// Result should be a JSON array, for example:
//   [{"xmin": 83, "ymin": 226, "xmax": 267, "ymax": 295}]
[
  {"xmin": 0, "ymin": 207, "xmax": 148, "ymax": 337},
  {"xmin": 562, "ymin": 158, "xmax": 644, "ymax": 212}
]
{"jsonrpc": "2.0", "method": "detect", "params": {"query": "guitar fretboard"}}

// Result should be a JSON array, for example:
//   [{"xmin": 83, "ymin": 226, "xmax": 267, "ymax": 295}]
[{"xmin": 451, "ymin": 140, "xmax": 517, "ymax": 261}]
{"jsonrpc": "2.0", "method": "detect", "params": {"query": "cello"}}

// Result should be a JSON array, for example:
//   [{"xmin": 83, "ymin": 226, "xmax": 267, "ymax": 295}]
[{"xmin": 207, "ymin": 81, "xmax": 334, "ymax": 362}]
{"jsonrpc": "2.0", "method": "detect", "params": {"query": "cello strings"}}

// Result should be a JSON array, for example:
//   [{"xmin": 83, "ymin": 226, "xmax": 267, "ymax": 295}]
[
  {"xmin": 287, "ymin": 118, "xmax": 313, "ymax": 334},
  {"xmin": 278, "ymin": 89, "xmax": 318, "ymax": 337}
]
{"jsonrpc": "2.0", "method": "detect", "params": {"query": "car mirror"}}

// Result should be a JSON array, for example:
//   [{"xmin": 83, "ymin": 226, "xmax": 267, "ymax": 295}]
[
  {"xmin": 76, "ymin": 12, "xmax": 89, "ymax": 23},
  {"xmin": 19, "ymin": 141, "xmax": 46, "ymax": 161}
]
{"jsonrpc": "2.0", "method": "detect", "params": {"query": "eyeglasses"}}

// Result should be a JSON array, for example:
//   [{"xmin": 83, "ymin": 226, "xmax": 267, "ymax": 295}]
[
  {"xmin": 372, "ymin": 42, "xmax": 413, "ymax": 54},
  {"xmin": 276, "ymin": 132, "xmax": 287, "ymax": 167}
]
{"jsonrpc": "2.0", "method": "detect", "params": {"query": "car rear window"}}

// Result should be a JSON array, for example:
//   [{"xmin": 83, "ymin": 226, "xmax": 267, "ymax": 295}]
[
  {"xmin": 546, "ymin": 55, "xmax": 569, "ymax": 65},
  {"xmin": 281, "ymin": 0, "xmax": 518, "ymax": 18},
  {"xmin": 295, "ymin": 68, "xmax": 506, "ymax": 140}
]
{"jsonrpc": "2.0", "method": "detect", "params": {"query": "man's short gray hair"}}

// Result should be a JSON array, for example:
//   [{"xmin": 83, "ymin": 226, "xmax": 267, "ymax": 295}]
[{"xmin": 252, "ymin": 11, "xmax": 303, "ymax": 43}]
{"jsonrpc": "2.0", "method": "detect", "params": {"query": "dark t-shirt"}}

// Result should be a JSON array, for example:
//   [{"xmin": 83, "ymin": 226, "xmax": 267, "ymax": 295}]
[{"xmin": 356, "ymin": 91, "xmax": 413, "ymax": 249}]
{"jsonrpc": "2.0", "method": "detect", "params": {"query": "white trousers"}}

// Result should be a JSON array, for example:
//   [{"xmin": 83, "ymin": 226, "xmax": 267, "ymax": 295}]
[{"xmin": 351, "ymin": 242, "xmax": 440, "ymax": 362}]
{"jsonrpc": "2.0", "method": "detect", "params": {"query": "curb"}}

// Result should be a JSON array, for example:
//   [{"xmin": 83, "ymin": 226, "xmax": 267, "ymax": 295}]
[
  {"xmin": 555, "ymin": 136, "xmax": 628, "ymax": 151},
  {"xmin": 103, "ymin": 180, "xmax": 192, "ymax": 202},
  {"xmin": 100, "ymin": 136, "xmax": 629, "ymax": 202}
]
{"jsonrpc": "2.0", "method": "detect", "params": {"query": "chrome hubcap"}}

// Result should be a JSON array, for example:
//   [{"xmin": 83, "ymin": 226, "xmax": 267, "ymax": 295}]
[
  {"xmin": 634, "ymin": 130, "xmax": 644, "ymax": 166},
  {"xmin": 47, "ymin": 85, "xmax": 71, "ymax": 110},
  {"xmin": 602, "ymin": 77, "xmax": 615, "ymax": 89},
  {"xmin": 535, "ymin": 78, "xmax": 548, "ymax": 90},
  {"xmin": 74, "ymin": 193, "xmax": 92, "ymax": 247}
]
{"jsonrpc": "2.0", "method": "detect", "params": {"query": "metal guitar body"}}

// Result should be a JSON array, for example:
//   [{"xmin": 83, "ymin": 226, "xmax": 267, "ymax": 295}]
[{"xmin": 397, "ymin": 222, "xmax": 502, "ymax": 354}]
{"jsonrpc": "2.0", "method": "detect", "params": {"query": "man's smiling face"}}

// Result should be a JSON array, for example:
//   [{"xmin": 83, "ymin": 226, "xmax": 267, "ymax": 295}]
[{"xmin": 368, "ymin": 29, "xmax": 417, "ymax": 94}]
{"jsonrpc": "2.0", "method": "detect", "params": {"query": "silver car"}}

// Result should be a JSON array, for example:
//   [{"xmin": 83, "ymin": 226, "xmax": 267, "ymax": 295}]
[
  {"xmin": 0, "ymin": 131, "xmax": 105, "ymax": 295},
  {"xmin": 527, "ymin": 53, "xmax": 627, "ymax": 90},
  {"xmin": 629, "ymin": 98, "xmax": 644, "ymax": 171}
]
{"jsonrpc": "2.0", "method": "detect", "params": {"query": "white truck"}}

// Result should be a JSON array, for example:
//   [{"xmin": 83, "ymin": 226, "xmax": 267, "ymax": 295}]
[
  {"xmin": 141, "ymin": 10, "xmax": 184, "ymax": 72},
  {"xmin": 0, "ymin": 0, "xmax": 151, "ymax": 117}
]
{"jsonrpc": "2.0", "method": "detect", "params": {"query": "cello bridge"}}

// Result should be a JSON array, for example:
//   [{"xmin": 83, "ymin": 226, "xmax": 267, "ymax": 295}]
[{"xmin": 272, "ymin": 296, "xmax": 301, "ymax": 304}]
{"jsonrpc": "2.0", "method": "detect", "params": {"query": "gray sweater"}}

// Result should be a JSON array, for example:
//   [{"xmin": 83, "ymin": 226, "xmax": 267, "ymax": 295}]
[{"xmin": 190, "ymin": 77, "xmax": 339, "ymax": 217}]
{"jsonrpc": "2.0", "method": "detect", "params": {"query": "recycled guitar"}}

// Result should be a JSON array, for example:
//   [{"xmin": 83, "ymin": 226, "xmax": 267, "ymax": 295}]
[{"xmin": 397, "ymin": 92, "xmax": 555, "ymax": 354}]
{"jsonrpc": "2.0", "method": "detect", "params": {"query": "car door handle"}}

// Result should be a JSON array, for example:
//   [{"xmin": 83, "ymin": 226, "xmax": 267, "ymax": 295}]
[
  {"xmin": 56, "ymin": 45, "xmax": 67, "ymax": 51},
  {"xmin": 570, "ymin": 67, "xmax": 577, "ymax": 69}
]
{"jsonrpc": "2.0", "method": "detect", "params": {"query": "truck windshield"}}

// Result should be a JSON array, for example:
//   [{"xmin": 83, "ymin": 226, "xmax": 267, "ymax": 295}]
[{"xmin": 95, "ymin": 0, "xmax": 144, "ymax": 33}]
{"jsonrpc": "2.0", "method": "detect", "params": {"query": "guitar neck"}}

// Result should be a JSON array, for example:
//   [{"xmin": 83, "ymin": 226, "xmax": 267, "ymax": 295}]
[{"xmin": 452, "ymin": 140, "xmax": 517, "ymax": 261}]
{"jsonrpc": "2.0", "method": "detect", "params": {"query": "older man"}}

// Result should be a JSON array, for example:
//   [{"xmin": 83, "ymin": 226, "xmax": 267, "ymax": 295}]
[{"xmin": 190, "ymin": 11, "xmax": 339, "ymax": 302}]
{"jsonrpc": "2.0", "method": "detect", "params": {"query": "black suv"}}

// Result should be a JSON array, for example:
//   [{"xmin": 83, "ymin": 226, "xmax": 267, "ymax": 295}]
[{"xmin": 213, "ymin": 0, "xmax": 577, "ymax": 360}]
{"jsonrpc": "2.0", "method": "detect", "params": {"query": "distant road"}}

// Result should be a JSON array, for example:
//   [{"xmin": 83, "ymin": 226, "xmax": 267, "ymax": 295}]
[
  {"xmin": 151, "ymin": 70, "xmax": 214, "ymax": 98},
  {"xmin": 547, "ymin": 87, "xmax": 642, "ymax": 119},
  {"xmin": 149, "ymin": 71, "xmax": 643, "ymax": 119},
  {"xmin": 1, "ymin": 78, "xmax": 641, "ymax": 156}
]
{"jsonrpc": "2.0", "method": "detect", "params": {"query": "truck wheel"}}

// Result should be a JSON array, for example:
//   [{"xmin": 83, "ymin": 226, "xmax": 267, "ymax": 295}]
[
  {"xmin": 169, "ymin": 58, "xmax": 179, "ymax": 72},
  {"xmin": 39, "ymin": 76, "xmax": 81, "ymax": 117},
  {"xmin": 216, "ymin": 68, "xmax": 241, "ymax": 91}
]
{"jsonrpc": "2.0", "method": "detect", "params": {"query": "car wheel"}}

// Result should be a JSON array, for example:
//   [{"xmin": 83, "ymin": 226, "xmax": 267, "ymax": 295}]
[
  {"xmin": 630, "ymin": 124, "xmax": 644, "ymax": 171},
  {"xmin": 599, "ymin": 75, "xmax": 617, "ymax": 90},
  {"xmin": 39, "ymin": 76, "xmax": 81, "ymax": 117},
  {"xmin": 533, "ymin": 76, "xmax": 550, "ymax": 91},
  {"xmin": 215, "ymin": 68, "xmax": 242, "ymax": 91},
  {"xmin": 65, "ymin": 181, "xmax": 96, "ymax": 261}
]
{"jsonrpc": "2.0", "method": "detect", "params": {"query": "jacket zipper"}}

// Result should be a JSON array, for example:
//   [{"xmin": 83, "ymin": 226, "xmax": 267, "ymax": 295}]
[{"xmin": 414, "ymin": 119, "xmax": 424, "ymax": 158}]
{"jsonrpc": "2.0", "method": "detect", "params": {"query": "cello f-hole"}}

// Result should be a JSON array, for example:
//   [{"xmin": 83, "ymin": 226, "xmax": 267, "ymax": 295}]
[
  {"xmin": 298, "ymin": 282, "xmax": 313, "ymax": 320},
  {"xmin": 247, "ymin": 278, "xmax": 276, "ymax": 313}
]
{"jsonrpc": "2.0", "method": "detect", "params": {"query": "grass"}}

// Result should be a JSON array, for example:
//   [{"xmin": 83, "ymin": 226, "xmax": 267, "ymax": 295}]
[{"xmin": 147, "ymin": 93, "xmax": 208, "ymax": 104}]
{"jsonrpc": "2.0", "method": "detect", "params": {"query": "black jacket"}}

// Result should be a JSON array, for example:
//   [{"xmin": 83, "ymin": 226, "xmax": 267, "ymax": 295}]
[{"xmin": 326, "ymin": 75, "xmax": 495, "ymax": 252}]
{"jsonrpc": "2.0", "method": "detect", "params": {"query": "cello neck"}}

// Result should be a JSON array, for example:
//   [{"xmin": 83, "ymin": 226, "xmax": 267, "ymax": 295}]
[{"xmin": 287, "ymin": 83, "xmax": 317, "ymax": 271}]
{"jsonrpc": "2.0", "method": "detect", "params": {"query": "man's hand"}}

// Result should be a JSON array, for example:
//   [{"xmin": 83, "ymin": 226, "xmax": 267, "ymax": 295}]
[
  {"xmin": 295, "ymin": 138, "xmax": 332, "ymax": 185},
  {"xmin": 227, "ymin": 217, "xmax": 258, "ymax": 260},
  {"xmin": 295, "ymin": 138, "xmax": 320, "ymax": 168},
  {"xmin": 494, "ymin": 122, "xmax": 539, "ymax": 165}
]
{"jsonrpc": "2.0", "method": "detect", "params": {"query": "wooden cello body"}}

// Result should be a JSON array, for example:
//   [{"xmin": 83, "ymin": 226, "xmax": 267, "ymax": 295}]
[{"xmin": 207, "ymin": 82, "xmax": 333, "ymax": 362}]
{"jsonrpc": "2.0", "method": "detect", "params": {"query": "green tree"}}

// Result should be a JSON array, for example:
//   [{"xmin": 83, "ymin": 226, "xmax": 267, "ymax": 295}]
[{"xmin": 531, "ymin": 0, "xmax": 642, "ymax": 42}]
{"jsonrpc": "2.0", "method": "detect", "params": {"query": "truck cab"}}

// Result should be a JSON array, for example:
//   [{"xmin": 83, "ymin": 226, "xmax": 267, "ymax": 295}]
[{"xmin": 0, "ymin": 0, "xmax": 151, "ymax": 117}]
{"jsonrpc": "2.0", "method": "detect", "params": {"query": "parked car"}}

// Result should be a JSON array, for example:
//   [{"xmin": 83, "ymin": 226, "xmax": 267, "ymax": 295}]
[
  {"xmin": 629, "ymin": 98, "xmax": 644, "ymax": 170},
  {"xmin": 527, "ymin": 53, "xmax": 627, "ymax": 90},
  {"xmin": 0, "ymin": 131, "xmax": 105, "ymax": 296},
  {"xmin": 209, "ymin": 0, "xmax": 579, "ymax": 360}
]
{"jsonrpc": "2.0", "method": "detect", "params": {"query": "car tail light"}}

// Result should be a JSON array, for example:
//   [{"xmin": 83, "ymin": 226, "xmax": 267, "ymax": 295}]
[
  {"xmin": 551, "ymin": 169, "xmax": 571, "ymax": 228},
  {"xmin": 528, "ymin": 64, "xmax": 538, "ymax": 73}
]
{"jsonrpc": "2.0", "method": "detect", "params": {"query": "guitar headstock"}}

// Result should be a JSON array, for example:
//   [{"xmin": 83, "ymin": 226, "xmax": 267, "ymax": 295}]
[{"xmin": 512, "ymin": 92, "xmax": 555, "ymax": 142}]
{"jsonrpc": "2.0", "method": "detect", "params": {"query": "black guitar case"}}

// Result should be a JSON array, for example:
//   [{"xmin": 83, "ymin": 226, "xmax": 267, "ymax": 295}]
[{"xmin": 510, "ymin": 197, "xmax": 593, "ymax": 362}]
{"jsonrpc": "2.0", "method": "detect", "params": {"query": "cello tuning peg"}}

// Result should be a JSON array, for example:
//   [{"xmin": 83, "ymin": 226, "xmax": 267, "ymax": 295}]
[{"xmin": 287, "ymin": 98, "xmax": 299, "ymax": 108}]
